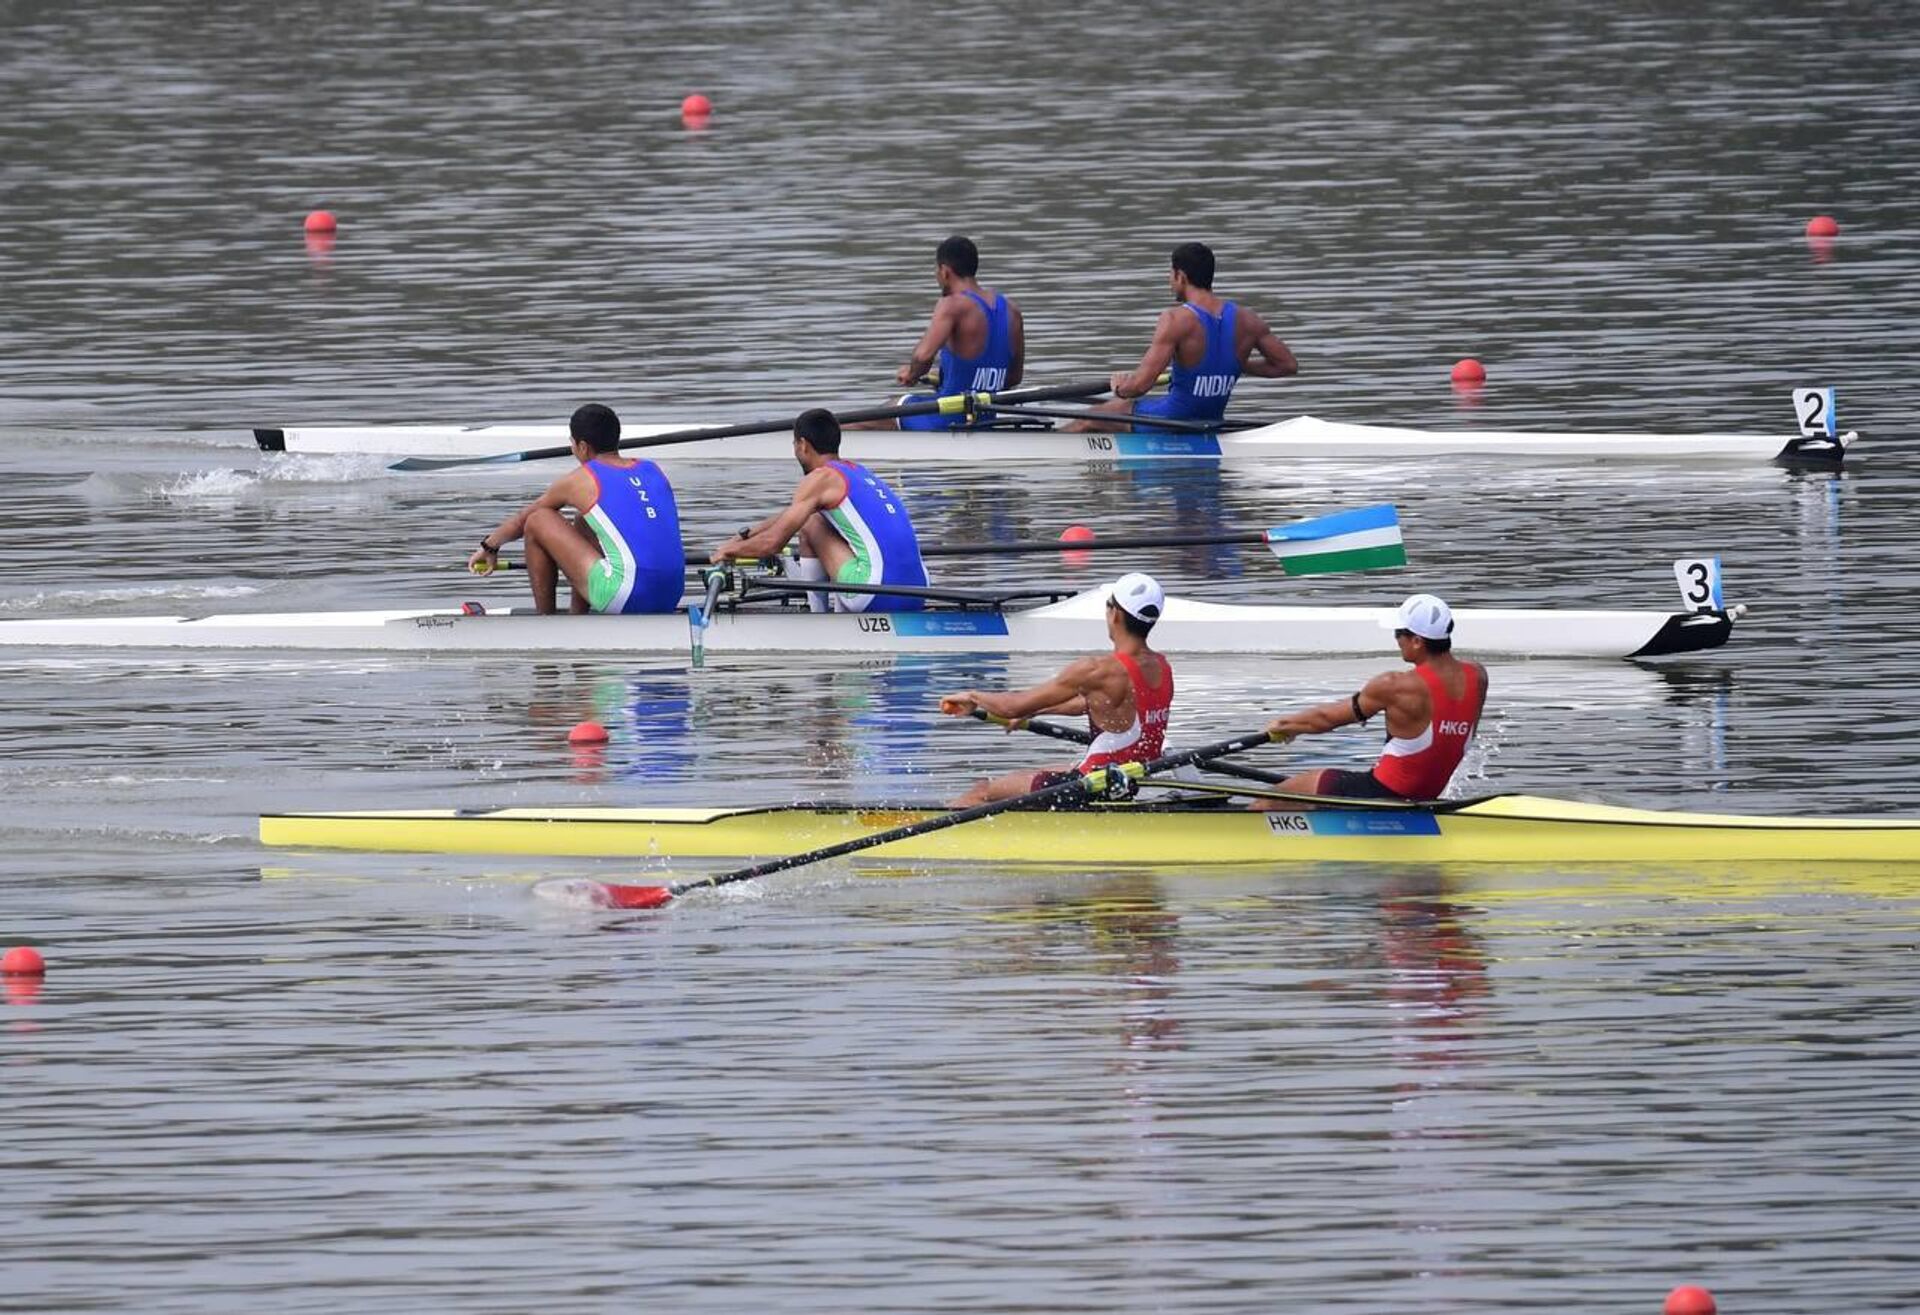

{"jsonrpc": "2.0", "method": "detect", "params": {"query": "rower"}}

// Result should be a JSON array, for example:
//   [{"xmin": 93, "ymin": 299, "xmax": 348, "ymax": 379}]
[
  {"xmin": 468, "ymin": 403, "xmax": 684, "ymax": 615},
  {"xmin": 939, "ymin": 572, "xmax": 1173, "ymax": 806},
  {"xmin": 1256, "ymin": 594, "xmax": 1490, "ymax": 807},
  {"xmin": 709, "ymin": 407, "xmax": 930, "ymax": 613},
  {"xmin": 1069, "ymin": 241, "xmax": 1296, "ymax": 434},
  {"xmin": 851, "ymin": 235, "xmax": 1024, "ymax": 431}
]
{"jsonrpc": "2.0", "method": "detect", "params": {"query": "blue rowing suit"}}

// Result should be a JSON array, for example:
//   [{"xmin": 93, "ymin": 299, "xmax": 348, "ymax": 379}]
[
  {"xmin": 899, "ymin": 289, "xmax": 1015, "ymax": 432},
  {"xmin": 823, "ymin": 459, "xmax": 928, "ymax": 612},
  {"xmin": 1133, "ymin": 300, "xmax": 1240, "ymax": 433},
  {"xmin": 581, "ymin": 458, "xmax": 684, "ymax": 614}
]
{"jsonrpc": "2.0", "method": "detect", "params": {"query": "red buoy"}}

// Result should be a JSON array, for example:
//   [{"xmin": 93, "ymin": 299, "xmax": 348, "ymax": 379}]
[
  {"xmin": 2, "ymin": 946, "xmax": 46, "ymax": 976},
  {"xmin": 1664, "ymin": 1285, "xmax": 1717, "ymax": 1315},
  {"xmin": 1450, "ymin": 358, "xmax": 1487, "ymax": 385},
  {"xmin": 1059, "ymin": 524, "xmax": 1095, "ymax": 544},
  {"xmin": 567, "ymin": 720, "xmax": 609, "ymax": 745},
  {"xmin": 681, "ymin": 93, "xmax": 712, "ymax": 118},
  {"xmin": 1805, "ymin": 214, "xmax": 1840, "ymax": 238},
  {"xmin": 304, "ymin": 210, "xmax": 337, "ymax": 235}
]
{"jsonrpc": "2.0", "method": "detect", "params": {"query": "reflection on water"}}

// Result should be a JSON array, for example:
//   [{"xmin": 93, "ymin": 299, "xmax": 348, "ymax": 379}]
[{"xmin": 6, "ymin": 0, "xmax": 1920, "ymax": 1310}]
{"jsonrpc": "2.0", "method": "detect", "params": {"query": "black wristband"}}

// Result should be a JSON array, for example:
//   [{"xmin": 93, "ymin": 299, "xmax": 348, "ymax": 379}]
[
  {"xmin": 1350, "ymin": 692, "xmax": 1369, "ymax": 724},
  {"xmin": 480, "ymin": 535, "xmax": 497, "ymax": 553}
]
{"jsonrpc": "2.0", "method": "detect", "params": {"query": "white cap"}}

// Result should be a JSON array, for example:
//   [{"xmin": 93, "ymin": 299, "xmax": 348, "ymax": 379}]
[
  {"xmin": 1109, "ymin": 572, "xmax": 1165, "ymax": 622},
  {"xmin": 1383, "ymin": 593, "xmax": 1453, "ymax": 641}
]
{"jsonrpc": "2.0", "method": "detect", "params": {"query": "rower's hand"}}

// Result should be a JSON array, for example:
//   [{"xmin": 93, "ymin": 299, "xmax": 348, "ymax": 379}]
[
  {"xmin": 1109, "ymin": 371, "xmax": 1135, "ymax": 398},
  {"xmin": 468, "ymin": 547, "xmax": 498, "ymax": 575},
  {"xmin": 896, "ymin": 363, "xmax": 926, "ymax": 387},
  {"xmin": 938, "ymin": 693, "xmax": 979, "ymax": 718},
  {"xmin": 1265, "ymin": 717, "xmax": 1298, "ymax": 742},
  {"xmin": 708, "ymin": 540, "xmax": 740, "ymax": 565}
]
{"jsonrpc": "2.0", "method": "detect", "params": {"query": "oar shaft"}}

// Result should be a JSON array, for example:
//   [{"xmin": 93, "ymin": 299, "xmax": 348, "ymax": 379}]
[
  {"xmin": 393, "ymin": 378, "xmax": 1122, "ymax": 472},
  {"xmin": 985, "ymin": 403, "xmax": 1261, "ymax": 434},
  {"xmin": 666, "ymin": 728, "xmax": 1279, "ymax": 898},
  {"xmin": 921, "ymin": 530, "xmax": 1265, "ymax": 557},
  {"xmin": 970, "ymin": 710, "xmax": 1287, "ymax": 785},
  {"xmin": 668, "ymin": 772, "xmax": 1099, "ymax": 894}
]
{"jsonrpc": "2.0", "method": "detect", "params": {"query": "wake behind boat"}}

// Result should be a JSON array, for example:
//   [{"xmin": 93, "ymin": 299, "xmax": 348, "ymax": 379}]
[
  {"xmin": 0, "ymin": 584, "xmax": 1737, "ymax": 660},
  {"xmin": 257, "ymin": 793, "xmax": 1920, "ymax": 866},
  {"xmin": 254, "ymin": 412, "xmax": 1854, "ymax": 467}
]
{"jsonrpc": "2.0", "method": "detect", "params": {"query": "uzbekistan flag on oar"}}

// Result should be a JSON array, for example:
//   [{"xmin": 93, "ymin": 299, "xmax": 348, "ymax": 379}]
[{"xmin": 1264, "ymin": 504, "xmax": 1405, "ymax": 576}]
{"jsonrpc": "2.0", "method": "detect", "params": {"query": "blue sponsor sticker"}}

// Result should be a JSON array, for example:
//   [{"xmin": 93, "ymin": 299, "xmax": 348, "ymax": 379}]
[
  {"xmin": 1306, "ymin": 810, "xmax": 1442, "ymax": 837},
  {"xmin": 1114, "ymin": 432, "xmax": 1224, "ymax": 458},
  {"xmin": 889, "ymin": 612, "xmax": 1012, "ymax": 638}
]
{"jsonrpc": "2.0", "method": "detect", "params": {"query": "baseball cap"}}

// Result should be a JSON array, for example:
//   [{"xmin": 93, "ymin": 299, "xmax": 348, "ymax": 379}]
[
  {"xmin": 1108, "ymin": 572, "xmax": 1165, "ymax": 622},
  {"xmin": 1383, "ymin": 593, "xmax": 1453, "ymax": 640}
]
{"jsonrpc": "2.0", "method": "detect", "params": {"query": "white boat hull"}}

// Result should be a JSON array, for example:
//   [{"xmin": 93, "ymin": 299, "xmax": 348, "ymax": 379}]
[
  {"xmin": 0, "ymin": 589, "xmax": 1734, "ymax": 659},
  {"xmin": 254, "ymin": 414, "xmax": 1853, "ymax": 466}
]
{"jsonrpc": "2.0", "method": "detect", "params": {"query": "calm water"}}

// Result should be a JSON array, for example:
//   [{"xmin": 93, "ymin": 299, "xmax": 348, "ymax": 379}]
[{"xmin": 5, "ymin": 2, "xmax": 1920, "ymax": 1311}]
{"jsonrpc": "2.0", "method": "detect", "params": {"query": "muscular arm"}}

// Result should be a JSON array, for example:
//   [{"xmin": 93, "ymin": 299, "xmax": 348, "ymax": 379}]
[
  {"xmin": 1266, "ymin": 670, "xmax": 1406, "ymax": 740},
  {"xmin": 941, "ymin": 658, "xmax": 1106, "ymax": 725},
  {"xmin": 710, "ymin": 468, "xmax": 836, "ymax": 561},
  {"xmin": 897, "ymin": 298, "xmax": 959, "ymax": 386},
  {"xmin": 470, "ymin": 469, "xmax": 588, "ymax": 567},
  {"xmin": 1239, "ymin": 306, "xmax": 1298, "ymax": 379},
  {"xmin": 1110, "ymin": 307, "xmax": 1185, "ymax": 399},
  {"xmin": 1005, "ymin": 299, "xmax": 1025, "ymax": 389}
]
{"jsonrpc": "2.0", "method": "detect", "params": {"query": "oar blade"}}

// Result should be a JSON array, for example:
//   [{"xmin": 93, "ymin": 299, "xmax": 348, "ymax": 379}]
[
  {"xmin": 389, "ymin": 450, "xmax": 537, "ymax": 473},
  {"xmin": 531, "ymin": 878, "xmax": 675, "ymax": 909},
  {"xmin": 1264, "ymin": 503, "xmax": 1406, "ymax": 575}
]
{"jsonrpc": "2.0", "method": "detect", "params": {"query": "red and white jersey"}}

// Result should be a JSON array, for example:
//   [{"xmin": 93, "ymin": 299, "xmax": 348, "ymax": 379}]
[
  {"xmin": 1078, "ymin": 652, "xmax": 1174, "ymax": 771},
  {"xmin": 1372, "ymin": 663, "xmax": 1483, "ymax": 800}
]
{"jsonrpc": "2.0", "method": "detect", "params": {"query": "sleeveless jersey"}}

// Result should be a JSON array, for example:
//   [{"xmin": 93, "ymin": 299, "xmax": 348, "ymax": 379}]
[
  {"xmin": 581, "ymin": 458, "xmax": 684, "ymax": 614},
  {"xmin": 824, "ymin": 459, "xmax": 929, "ymax": 612},
  {"xmin": 1371, "ymin": 664, "xmax": 1483, "ymax": 800},
  {"xmin": 1078, "ymin": 652, "xmax": 1174, "ymax": 770},
  {"xmin": 936, "ymin": 290, "xmax": 1014, "ymax": 396},
  {"xmin": 1136, "ymin": 300, "xmax": 1240, "ymax": 424}
]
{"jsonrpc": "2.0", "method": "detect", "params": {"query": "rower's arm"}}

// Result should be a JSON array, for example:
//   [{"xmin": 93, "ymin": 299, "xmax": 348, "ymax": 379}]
[
  {"xmin": 1267, "ymin": 672, "xmax": 1395, "ymax": 739},
  {"xmin": 1110, "ymin": 309, "xmax": 1183, "ymax": 399},
  {"xmin": 954, "ymin": 658, "xmax": 1102, "ymax": 724},
  {"xmin": 1240, "ymin": 307, "xmax": 1298, "ymax": 379},
  {"xmin": 897, "ymin": 299, "xmax": 958, "ymax": 386},
  {"xmin": 472, "ymin": 471, "xmax": 583, "ymax": 564},
  {"xmin": 1005, "ymin": 300, "xmax": 1026, "ymax": 389},
  {"xmin": 710, "ymin": 472, "xmax": 829, "ymax": 562}
]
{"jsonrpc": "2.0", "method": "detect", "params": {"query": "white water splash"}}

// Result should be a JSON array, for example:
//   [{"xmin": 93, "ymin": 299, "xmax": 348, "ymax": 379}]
[{"xmin": 0, "ymin": 581, "xmax": 260, "ymax": 615}]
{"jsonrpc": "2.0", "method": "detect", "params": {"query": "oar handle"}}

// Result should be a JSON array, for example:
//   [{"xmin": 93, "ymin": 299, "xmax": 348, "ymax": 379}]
[
  {"xmin": 970, "ymin": 709, "xmax": 1288, "ymax": 785},
  {"xmin": 971, "ymin": 708, "xmax": 1090, "ymax": 745}
]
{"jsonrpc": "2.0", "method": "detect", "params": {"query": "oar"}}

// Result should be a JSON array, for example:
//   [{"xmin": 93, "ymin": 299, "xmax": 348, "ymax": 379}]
[
  {"xmin": 918, "ymin": 504, "xmax": 1406, "ymax": 576},
  {"xmin": 982, "ymin": 403, "xmax": 1264, "ymax": 434},
  {"xmin": 1127, "ymin": 776, "xmax": 1509, "ymax": 813},
  {"xmin": 966, "ymin": 709, "xmax": 1288, "ymax": 785},
  {"xmin": 390, "ymin": 379, "xmax": 1125, "ymax": 473},
  {"xmin": 536, "ymin": 728, "xmax": 1280, "ymax": 909}
]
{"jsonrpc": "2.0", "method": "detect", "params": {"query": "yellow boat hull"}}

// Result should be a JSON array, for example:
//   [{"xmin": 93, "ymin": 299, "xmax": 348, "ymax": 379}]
[{"xmin": 258, "ymin": 795, "xmax": 1920, "ymax": 865}]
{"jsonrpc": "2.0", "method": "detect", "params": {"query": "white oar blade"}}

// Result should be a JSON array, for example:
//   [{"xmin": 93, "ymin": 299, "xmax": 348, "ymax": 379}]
[{"xmin": 1264, "ymin": 504, "xmax": 1405, "ymax": 575}]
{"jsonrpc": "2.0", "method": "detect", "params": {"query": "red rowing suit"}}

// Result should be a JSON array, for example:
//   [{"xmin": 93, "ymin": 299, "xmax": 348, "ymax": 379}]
[
  {"xmin": 1078, "ymin": 652, "xmax": 1174, "ymax": 771},
  {"xmin": 1371, "ymin": 663, "xmax": 1483, "ymax": 800}
]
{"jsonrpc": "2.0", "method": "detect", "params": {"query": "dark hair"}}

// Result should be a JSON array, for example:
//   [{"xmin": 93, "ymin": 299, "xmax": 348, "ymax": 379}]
[
  {"xmin": 1170, "ymin": 241, "xmax": 1215, "ymax": 289},
  {"xmin": 1107, "ymin": 596, "xmax": 1157, "ymax": 638},
  {"xmin": 936, "ymin": 234, "xmax": 979, "ymax": 278},
  {"xmin": 794, "ymin": 407, "xmax": 842, "ymax": 454},
  {"xmin": 570, "ymin": 403, "xmax": 621, "ymax": 453},
  {"xmin": 1396, "ymin": 627, "xmax": 1453, "ymax": 655}
]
